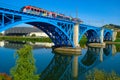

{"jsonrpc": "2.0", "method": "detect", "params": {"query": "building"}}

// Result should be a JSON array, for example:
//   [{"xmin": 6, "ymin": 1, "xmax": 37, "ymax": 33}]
[{"xmin": 4, "ymin": 27, "xmax": 48, "ymax": 37}]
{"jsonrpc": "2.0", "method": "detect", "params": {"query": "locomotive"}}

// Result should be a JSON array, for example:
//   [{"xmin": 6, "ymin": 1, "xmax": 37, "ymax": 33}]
[{"xmin": 21, "ymin": 5, "xmax": 82, "ymax": 23}]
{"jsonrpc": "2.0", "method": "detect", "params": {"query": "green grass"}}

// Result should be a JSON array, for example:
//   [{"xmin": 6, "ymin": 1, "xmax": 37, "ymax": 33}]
[
  {"xmin": 115, "ymin": 38, "xmax": 120, "ymax": 42},
  {"xmin": 115, "ymin": 44, "xmax": 120, "ymax": 52},
  {"xmin": 0, "ymin": 36, "xmax": 52, "ymax": 43},
  {"xmin": 86, "ymin": 69, "xmax": 120, "ymax": 80}
]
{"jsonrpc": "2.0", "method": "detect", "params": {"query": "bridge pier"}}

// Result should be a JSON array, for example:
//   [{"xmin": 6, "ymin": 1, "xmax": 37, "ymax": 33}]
[
  {"xmin": 53, "ymin": 23, "xmax": 81, "ymax": 54},
  {"xmin": 112, "ymin": 29, "xmax": 117, "ymax": 41},
  {"xmin": 73, "ymin": 23, "xmax": 80, "ymax": 48},
  {"xmin": 100, "ymin": 27, "xmax": 104, "ymax": 43}
]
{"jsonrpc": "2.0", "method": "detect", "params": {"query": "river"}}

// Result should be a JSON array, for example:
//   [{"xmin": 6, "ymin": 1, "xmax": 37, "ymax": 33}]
[{"xmin": 0, "ymin": 41, "xmax": 120, "ymax": 80}]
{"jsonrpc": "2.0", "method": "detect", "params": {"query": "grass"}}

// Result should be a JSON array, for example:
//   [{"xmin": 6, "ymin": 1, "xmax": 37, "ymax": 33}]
[
  {"xmin": 0, "ymin": 36, "xmax": 52, "ymax": 43},
  {"xmin": 115, "ymin": 38, "xmax": 120, "ymax": 42},
  {"xmin": 86, "ymin": 69, "xmax": 120, "ymax": 80}
]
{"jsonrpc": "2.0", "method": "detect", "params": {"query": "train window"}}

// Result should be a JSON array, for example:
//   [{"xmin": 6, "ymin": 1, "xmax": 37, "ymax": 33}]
[
  {"xmin": 40, "ymin": 10, "xmax": 43, "ymax": 13},
  {"xmin": 31, "ymin": 8, "xmax": 33, "ymax": 11},
  {"xmin": 37, "ymin": 10, "xmax": 39, "ymax": 12}
]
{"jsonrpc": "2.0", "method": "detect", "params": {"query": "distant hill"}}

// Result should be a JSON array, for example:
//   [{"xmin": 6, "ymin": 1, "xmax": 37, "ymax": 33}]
[{"xmin": 103, "ymin": 24, "xmax": 120, "ymax": 31}]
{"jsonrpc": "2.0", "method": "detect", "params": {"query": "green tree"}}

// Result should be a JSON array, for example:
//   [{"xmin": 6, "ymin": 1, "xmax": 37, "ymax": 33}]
[
  {"xmin": 31, "ymin": 34, "xmax": 36, "ymax": 37},
  {"xmin": 10, "ymin": 45, "xmax": 39, "ymax": 80},
  {"xmin": 0, "ymin": 33, "xmax": 2, "ymax": 36},
  {"xmin": 117, "ymin": 32, "xmax": 120, "ymax": 38}
]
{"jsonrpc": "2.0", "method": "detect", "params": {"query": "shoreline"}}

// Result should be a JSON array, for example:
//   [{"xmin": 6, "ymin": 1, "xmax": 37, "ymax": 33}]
[{"xmin": 105, "ymin": 41, "xmax": 120, "ymax": 44}]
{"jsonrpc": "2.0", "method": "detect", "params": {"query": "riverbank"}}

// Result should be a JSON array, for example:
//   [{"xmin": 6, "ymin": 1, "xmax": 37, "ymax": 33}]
[
  {"xmin": 105, "ymin": 41, "xmax": 120, "ymax": 44},
  {"xmin": 0, "ymin": 36, "xmax": 52, "ymax": 43}
]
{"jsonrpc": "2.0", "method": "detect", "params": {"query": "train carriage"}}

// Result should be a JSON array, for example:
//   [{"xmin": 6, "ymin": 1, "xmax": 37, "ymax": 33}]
[{"xmin": 21, "ymin": 5, "xmax": 82, "ymax": 23}]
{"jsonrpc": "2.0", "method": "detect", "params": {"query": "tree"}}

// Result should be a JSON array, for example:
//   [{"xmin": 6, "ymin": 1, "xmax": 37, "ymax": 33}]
[
  {"xmin": 31, "ymin": 34, "xmax": 36, "ymax": 37},
  {"xmin": 0, "ymin": 33, "xmax": 2, "ymax": 36},
  {"xmin": 10, "ymin": 45, "xmax": 39, "ymax": 80}
]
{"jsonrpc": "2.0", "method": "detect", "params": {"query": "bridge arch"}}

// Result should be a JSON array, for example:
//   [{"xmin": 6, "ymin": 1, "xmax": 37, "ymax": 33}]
[
  {"xmin": 0, "ymin": 18, "xmax": 74, "ymax": 47},
  {"xmin": 104, "ymin": 31, "xmax": 112, "ymax": 41},
  {"xmin": 79, "ymin": 28, "xmax": 99, "ymax": 43}
]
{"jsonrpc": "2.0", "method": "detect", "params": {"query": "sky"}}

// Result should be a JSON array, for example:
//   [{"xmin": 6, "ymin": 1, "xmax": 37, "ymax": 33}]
[{"xmin": 0, "ymin": 0, "xmax": 120, "ymax": 27}]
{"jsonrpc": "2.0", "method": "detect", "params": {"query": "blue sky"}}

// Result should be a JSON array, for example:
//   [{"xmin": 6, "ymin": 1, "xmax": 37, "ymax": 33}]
[{"xmin": 0, "ymin": 0, "xmax": 120, "ymax": 27}]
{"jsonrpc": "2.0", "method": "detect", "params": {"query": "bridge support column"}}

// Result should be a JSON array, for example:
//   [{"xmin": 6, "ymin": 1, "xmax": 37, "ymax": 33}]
[
  {"xmin": 72, "ymin": 55, "xmax": 78, "ymax": 79},
  {"xmin": 112, "ymin": 29, "xmax": 117, "ymax": 41},
  {"xmin": 73, "ymin": 23, "xmax": 79, "ymax": 48},
  {"xmin": 100, "ymin": 27, "xmax": 104, "ymax": 43},
  {"xmin": 99, "ymin": 27, "xmax": 105, "ymax": 46}
]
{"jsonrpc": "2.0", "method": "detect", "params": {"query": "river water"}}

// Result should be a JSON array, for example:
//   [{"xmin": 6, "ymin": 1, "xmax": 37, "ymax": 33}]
[{"xmin": 0, "ymin": 41, "xmax": 120, "ymax": 80}]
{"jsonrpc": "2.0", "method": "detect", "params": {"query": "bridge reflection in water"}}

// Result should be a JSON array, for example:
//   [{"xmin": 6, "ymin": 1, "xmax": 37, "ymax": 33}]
[
  {"xmin": 0, "ymin": 41, "xmax": 119, "ymax": 80},
  {"xmin": 40, "ymin": 44, "xmax": 117, "ymax": 80}
]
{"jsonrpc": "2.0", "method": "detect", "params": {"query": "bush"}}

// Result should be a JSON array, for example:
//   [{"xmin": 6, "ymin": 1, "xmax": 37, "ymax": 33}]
[
  {"xmin": 10, "ymin": 45, "xmax": 39, "ymax": 80},
  {"xmin": 86, "ymin": 69, "xmax": 120, "ymax": 80},
  {"xmin": 0, "ymin": 33, "xmax": 3, "ymax": 36},
  {"xmin": 31, "ymin": 34, "xmax": 36, "ymax": 37}
]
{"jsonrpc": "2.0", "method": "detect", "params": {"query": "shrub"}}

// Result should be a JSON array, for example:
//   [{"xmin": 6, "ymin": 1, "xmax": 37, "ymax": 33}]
[{"xmin": 86, "ymin": 69, "xmax": 120, "ymax": 80}]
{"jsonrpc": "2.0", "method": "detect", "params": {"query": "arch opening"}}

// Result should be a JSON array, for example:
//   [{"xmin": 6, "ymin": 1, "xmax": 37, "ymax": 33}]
[
  {"xmin": 0, "ymin": 17, "xmax": 74, "ymax": 47},
  {"xmin": 104, "ymin": 32, "xmax": 112, "ymax": 41},
  {"xmin": 25, "ymin": 22, "xmax": 73, "ymax": 47},
  {"xmin": 79, "ymin": 29, "xmax": 100, "ymax": 47}
]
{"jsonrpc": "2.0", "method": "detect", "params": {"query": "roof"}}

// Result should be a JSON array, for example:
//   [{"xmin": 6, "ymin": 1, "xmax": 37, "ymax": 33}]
[{"xmin": 5, "ymin": 27, "xmax": 43, "ymax": 34}]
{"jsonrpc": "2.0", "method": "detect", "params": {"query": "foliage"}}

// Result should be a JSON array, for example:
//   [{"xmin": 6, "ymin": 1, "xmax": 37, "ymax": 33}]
[
  {"xmin": 117, "ymin": 32, "xmax": 120, "ymax": 38},
  {"xmin": 0, "ymin": 36, "xmax": 52, "ymax": 43},
  {"xmin": 31, "ymin": 34, "xmax": 36, "ymax": 37},
  {"xmin": 79, "ymin": 35, "xmax": 87, "ymax": 48},
  {"xmin": 115, "ymin": 38, "xmax": 120, "ymax": 42},
  {"xmin": 86, "ymin": 69, "xmax": 120, "ymax": 80},
  {"xmin": 10, "ymin": 45, "xmax": 39, "ymax": 80},
  {"xmin": 115, "ymin": 44, "xmax": 120, "ymax": 52},
  {"xmin": 0, "ymin": 73, "xmax": 12, "ymax": 80},
  {"xmin": 0, "ymin": 33, "xmax": 2, "ymax": 36},
  {"xmin": 103, "ymin": 24, "xmax": 120, "ymax": 30}
]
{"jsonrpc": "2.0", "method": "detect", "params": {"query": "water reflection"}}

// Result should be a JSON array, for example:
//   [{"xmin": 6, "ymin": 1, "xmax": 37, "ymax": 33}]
[
  {"xmin": 0, "ymin": 41, "xmax": 119, "ymax": 80},
  {"xmin": 40, "ymin": 44, "xmax": 118, "ymax": 80},
  {"xmin": 40, "ymin": 54, "xmax": 73, "ymax": 80},
  {"xmin": 0, "ymin": 40, "xmax": 53, "ymax": 49}
]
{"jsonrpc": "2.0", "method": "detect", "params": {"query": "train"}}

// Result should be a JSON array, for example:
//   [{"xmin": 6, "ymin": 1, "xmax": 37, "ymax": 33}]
[{"xmin": 21, "ymin": 5, "xmax": 82, "ymax": 23}]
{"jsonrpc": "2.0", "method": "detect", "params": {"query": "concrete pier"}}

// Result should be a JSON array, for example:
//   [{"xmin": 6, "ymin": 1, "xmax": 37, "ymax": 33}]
[
  {"xmin": 100, "ymin": 27, "xmax": 104, "ymax": 43},
  {"xmin": 87, "ymin": 43, "xmax": 105, "ymax": 48},
  {"xmin": 52, "ymin": 23, "xmax": 82, "ymax": 55},
  {"xmin": 112, "ymin": 29, "xmax": 117, "ymax": 41},
  {"xmin": 73, "ymin": 23, "xmax": 79, "ymax": 47},
  {"xmin": 53, "ymin": 47, "xmax": 81, "ymax": 55}
]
